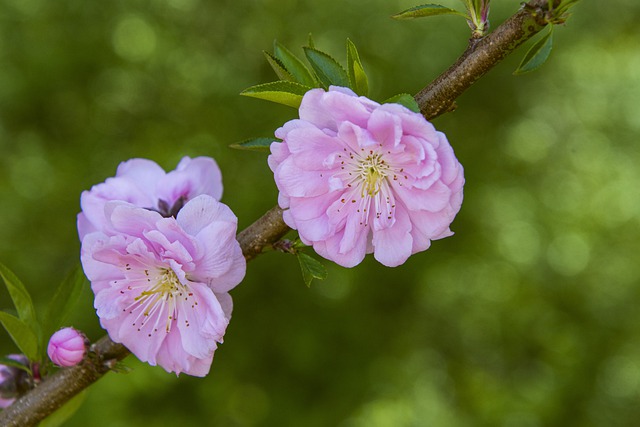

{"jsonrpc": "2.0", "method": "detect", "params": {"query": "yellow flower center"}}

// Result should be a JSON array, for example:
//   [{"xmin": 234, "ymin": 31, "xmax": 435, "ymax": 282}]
[{"xmin": 357, "ymin": 152, "xmax": 390, "ymax": 197}]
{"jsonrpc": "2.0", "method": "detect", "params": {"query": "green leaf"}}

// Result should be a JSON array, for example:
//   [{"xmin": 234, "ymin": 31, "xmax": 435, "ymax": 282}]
[
  {"xmin": 0, "ymin": 311, "xmax": 39, "ymax": 360},
  {"xmin": 0, "ymin": 356, "xmax": 31, "ymax": 374},
  {"xmin": 384, "ymin": 93, "xmax": 421, "ymax": 113},
  {"xmin": 241, "ymin": 81, "xmax": 313, "ymax": 108},
  {"xmin": 392, "ymin": 4, "xmax": 467, "ymax": 20},
  {"xmin": 0, "ymin": 262, "xmax": 40, "ymax": 341},
  {"xmin": 42, "ymin": 265, "xmax": 86, "ymax": 355},
  {"xmin": 303, "ymin": 47, "xmax": 349, "ymax": 89},
  {"xmin": 297, "ymin": 253, "xmax": 328, "ymax": 287},
  {"xmin": 229, "ymin": 137, "xmax": 277, "ymax": 152},
  {"xmin": 39, "ymin": 391, "xmax": 87, "ymax": 427},
  {"xmin": 307, "ymin": 33, "xmax": 315, "ymax": 49},
  {"xmin": 557, "ymin": 0, "xmax": 582, "ymax": 15},
  {"xmin": 273, "ymin": 41, "xmax": 317, "ymax": 87},
  {"xmin": 346, "ymin": 39, "xmax": 369, "ymax": 96},
  {"xmin": 514, "ymin": 27, "xmax": 554, "ymax": 75},
  {"xmin": 263, "ymin": 51, "xmax": 294, "ymax": 81}
]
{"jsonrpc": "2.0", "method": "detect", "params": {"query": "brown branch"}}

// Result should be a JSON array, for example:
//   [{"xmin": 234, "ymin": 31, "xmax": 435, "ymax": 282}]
[
  {"xmin": 0, "ymin": 0, "xmax": 572, "ymax": 425},
  {"xmin": 237, "ymin": 205, "xmax": 291, "ymax": 261},
  {"xmin": 417, "ymin": 0, "xmax": 560, "ymax": 119}
]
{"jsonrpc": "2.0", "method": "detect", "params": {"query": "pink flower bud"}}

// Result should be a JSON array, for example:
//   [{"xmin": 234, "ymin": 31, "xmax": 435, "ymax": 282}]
[{"xmin": 47, "ymin": 327, "xmax": 89, "ymax": 367}]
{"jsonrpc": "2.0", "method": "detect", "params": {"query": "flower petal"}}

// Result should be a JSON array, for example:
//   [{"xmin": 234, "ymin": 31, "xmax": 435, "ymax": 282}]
[{"xmin": 372, "ymin": 205, "xmax": 413, "ymax": 267}]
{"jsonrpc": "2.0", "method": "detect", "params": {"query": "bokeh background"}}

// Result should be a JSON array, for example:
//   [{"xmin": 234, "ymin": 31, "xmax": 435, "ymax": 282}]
[{"xmin": 1, "ymin": 0, "xmax": 639, "ymax": 425}]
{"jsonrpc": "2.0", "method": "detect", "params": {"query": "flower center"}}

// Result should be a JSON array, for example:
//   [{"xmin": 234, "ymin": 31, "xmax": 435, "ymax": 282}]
[
  {"xmin": 333, "ymin": 148, "xmax": 403, "ymax": 227},
  {"xmin": 125, "ymin": 267, "xmax": 196, "ymax": 336},
  {"xmin": 357, "ymin": 152, "xmax": 390, "ymax": 197}
]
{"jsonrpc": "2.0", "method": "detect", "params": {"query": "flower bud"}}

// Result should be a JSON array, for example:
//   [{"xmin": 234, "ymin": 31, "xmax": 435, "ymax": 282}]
[
  {"xmin": 0, "ymin": 354, "xmax": 30, "ymax": 408},
  {"xmin": 47, "ymin": 327, "xmax": 89, "ymax": 367}
]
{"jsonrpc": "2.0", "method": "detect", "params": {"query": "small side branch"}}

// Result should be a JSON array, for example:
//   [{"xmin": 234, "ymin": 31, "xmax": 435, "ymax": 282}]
[
  {"xmin": 416, "ymin": 0, "xmax": 560, "ymax": 119},
  {"xmin": 237, "ymin": 205, "xmax": 291, "ymax": 261}
]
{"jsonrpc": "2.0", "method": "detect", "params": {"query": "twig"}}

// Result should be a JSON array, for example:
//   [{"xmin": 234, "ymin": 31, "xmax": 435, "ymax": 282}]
[
  {"xmin": 417, "ymin": 0, "xmax": 561, "ymax": 119},
  {"xmin": 0, "ymin": 0, "xmax": 571, "ymax": 424}
]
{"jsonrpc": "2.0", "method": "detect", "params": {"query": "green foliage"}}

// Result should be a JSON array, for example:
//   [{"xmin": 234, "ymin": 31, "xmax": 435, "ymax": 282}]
[
  {"xmin": 229, "ymin": 137, "xmax": 277, "ymax": 152},
  {"xmin": 303, "ymin": 46, "xmax": 350, "ymax": 89},
  {"xmin": 392, "ymin": 4, "xmax": 467, "ymax": 20},
  {"xmin": 242, "ymin": 38, "xmax": 372, "ymax": 109},
  {"xmin": 0, "ymin": 262, "xmax": 41, "ymax": 360},
  {"xmin": 383, "ymin": 93, "xmax": 421, "ymax": 113},
  {"xmin": 556, "ymin": 0, "xmax": 582, "ymax": 16},
  {"xmin": 514, "ymin": 26, "xmax": 554, "ymax": 75},
  {"xmin": 0, "ymin": 262, "xmax": 39, "ymax": 339},
  {"xmin": 42, "ymin": 265, "xmax": 86, "ymax": 359},
  {"xmin": 240, "ymin": 81, "xmax": 313, "ymax": 108},
  {"xmin": 263, "ymin": 51, "xmax": 295, "ymax": 82},
  {"xmin": 0, "ymin": 356, "xmax": 31, "ymax": 373},
  {"xmin": 346, "ymin": 39, "xmax": 369, "ymax": 96},
  {"xmin": 0, "ymin": 263, "xmax": 86, "ymax": 364},
  {"xmin": 296, "ymin": 252, "xmax": 328, "ymax": 287},
  {"xmin": 0, "ymin": 311, "xmax": 39, "ymax": 361},
  {"xmin": 273, "ymin": 41, "xmax": 317, "ymax": 87}
]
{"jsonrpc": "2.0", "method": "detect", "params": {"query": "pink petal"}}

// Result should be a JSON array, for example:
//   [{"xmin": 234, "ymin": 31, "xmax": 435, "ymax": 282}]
[
  {"xmin": 393, "ymin": 180, "xmax": 451, "ymax": 212},
  {"xmin": 177, "ymin": 282, "xmax": 228, "ymax": 359},
  {"xmin": 275, "ymin": 157, "xmax": 331, "ymax": 198},
  {"xmin": 367, "ymin": 108, "xmax": 403, "ymax": 147},
  {"xmin": 176, "ymin": 195, "xmax": 237, "ymax": 237},
  {"xmin": 189, "ymin": 219, "xmax": 244, "ymax": 288},
  {"xmin": 158, "ymin": 156, "xmax": 223, "ymax": 204},
  {"xmin": 372, "ymin": 206, "xmax": 413, "ymax": 267}
]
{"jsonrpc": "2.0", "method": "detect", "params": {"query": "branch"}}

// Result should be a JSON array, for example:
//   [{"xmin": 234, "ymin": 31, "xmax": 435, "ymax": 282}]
[
  {"xmin": 0, "ymin": 0, "xmax": 571, "ymax": 424},
  {"xmin": 417, "ymin": 0, "xmax": 562, "ymax": 119},
  {"xmin": 237, "ymin": 205, "xmax": 291, "ymax": 261}
]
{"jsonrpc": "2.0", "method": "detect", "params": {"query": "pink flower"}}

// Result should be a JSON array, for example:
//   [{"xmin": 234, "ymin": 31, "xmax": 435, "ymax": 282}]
[
  {"xmin": 268, "ymin": 87, "xmax": 464, "ymax": 267},
  {"xmin": 78, "ymin": 156, "xmax": 223, "ymax": 240},
  {"xmin": 47, "ymin": 327, "xmax": 89, "ymax": 367},
  {"xmin": 0, "ymin": 355, "xmax": 30, "ymax": 408},
  {"xmin": 80, "ymin": 195, "xmax": 246, "ymax": 376}
]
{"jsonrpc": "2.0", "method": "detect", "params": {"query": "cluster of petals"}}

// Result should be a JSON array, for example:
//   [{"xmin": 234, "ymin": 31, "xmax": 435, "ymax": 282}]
[
  {"xmin": 47, "ymin": 327, "xmax": 89, "ymax": 367},
  {"xmin": 78, "ymin": 157, "xmax": 245, "ymax": 376},
  {"xmin": 269, "ymin": 87, "xmax": 464, "ymax": 267},
  {"xmin": 78, "ymin": 156, "xmax": 223, "ymax": 240}
]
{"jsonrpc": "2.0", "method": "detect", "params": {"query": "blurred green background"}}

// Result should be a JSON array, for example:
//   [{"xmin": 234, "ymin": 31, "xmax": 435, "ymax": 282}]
[{"xmin": 1, "ymin": 0, "xmax": 639, "ymax": 425}]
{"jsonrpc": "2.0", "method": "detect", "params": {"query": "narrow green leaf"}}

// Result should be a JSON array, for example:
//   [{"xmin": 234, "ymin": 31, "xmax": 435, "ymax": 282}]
[
  {"xmin": 514, "ymin": 27, "xmax": 554, "ymax": 75},
  {"xmin": 297, "ymin": 253, "xmax": 328, "ymax": 287},
  {"xmin": 557, "ymin": 0, "xmax": 581, "ymax": 15},
  {"xmin": 392, "ymin": 4, "xmax": 468, "ymax": 20},
  {"xmin": 303, "ymin": 47, "xmax": 349, "ymax": 88},
  {"xmin": 229, "ymin": 137, "xmax": 277, "ymax": 152},
  {"xmin": 0, "ymin": 262, "xmax": 39, "ymax": 340},
  {"xmin": 384, "ymin": 93, "xmax": 421, "ymax": 113},
  {"xmin": 42, "ymin": 265, "xmax": 86, "ymax": 354},
  {"xmin": 0, "ymin": 356, "xmax": 31, "ymax": 374},
  {"xmin": 307, "ymin": 33, "xmax": 315, "ymax": 49},
  {"xmin": 346, "ymin": 39, "xmax": 369, "ymax": 96},
  {"xmin": 241, "ymin": 81, "xmax": 313, "ymax": 108},
  {"xmin": 0, "ymin": 311, "xmax": 39, "ymax": 360},
  {"xmin": 263, "ymin": 51, "xmax": 294, "ymax": 81},
  {"xmin": 39, "ymin": 391, "xmax": 87, "ymax": 427},
  {"xmin": 273, "ymin": 41, "xmax": 317, "ymax": 87}
]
